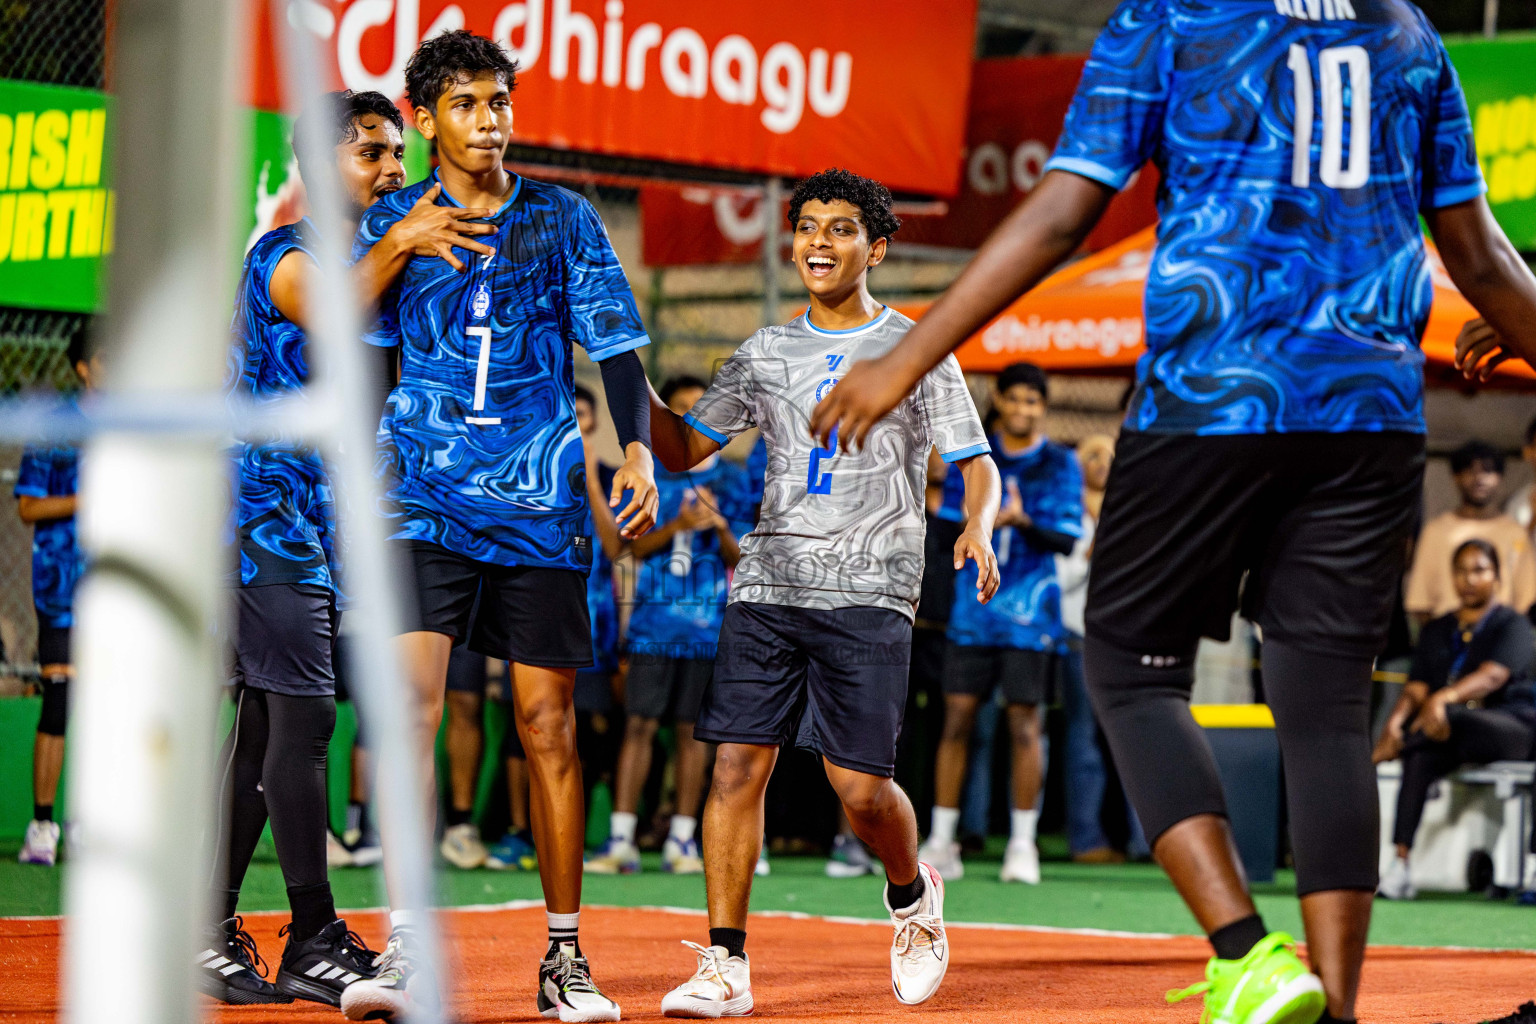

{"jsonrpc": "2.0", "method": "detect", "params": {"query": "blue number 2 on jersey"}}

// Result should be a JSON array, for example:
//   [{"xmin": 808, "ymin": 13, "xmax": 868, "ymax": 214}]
[{"xmin": 808, "ymin": 426, "xmax": 838, "ymax": 494}]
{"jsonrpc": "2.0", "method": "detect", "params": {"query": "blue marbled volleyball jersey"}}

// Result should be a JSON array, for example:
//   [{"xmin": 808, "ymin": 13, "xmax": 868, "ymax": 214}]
[
  {"xmin": 15, "ymin": 445, "xmax": 83, "ymax": 628},
  {"xmin": 355, "ymin": 171, "xmax": 649, "ymax": 571},
  {"xmin": 1047, "ymin": 0, "xmax": 1485, "ymax": 435}
]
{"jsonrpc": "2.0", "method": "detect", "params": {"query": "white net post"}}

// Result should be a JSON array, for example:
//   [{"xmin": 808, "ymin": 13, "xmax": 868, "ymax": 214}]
[{"xmin": 62, "ymin": 0, "xmax": 243, "ymax": 1022}]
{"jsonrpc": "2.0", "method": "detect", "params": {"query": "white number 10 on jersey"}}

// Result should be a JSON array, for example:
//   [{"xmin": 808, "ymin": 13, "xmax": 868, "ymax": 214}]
[{"xmin": 1287, "ymin": 43, "xmax": 1371, "ymax": 190}]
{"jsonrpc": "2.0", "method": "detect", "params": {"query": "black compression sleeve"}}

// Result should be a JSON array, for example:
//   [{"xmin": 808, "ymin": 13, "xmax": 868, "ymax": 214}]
[
  {"xmin": 1020, "ymin": 522, "xmax": 1077, "ymax": 555},
  {"xmin": 599, "ymin": 348, "xmax": 652, "ymax": 451}
]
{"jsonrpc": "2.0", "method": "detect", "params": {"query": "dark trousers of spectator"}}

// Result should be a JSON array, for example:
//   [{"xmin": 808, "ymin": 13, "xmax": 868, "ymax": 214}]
[{"xmin": 1392, "ymin": 706, "xmax": 1535, "ymax": 850}]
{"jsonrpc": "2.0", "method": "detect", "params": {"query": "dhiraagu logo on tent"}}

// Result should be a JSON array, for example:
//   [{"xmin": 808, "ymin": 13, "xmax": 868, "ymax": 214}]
[{"xmin": 0, "ymin": 79, "xmax": 113, "ymax": 313}]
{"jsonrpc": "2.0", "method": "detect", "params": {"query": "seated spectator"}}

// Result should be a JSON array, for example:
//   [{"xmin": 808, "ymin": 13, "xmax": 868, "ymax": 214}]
[
  {"xmin": 1406, "ymin": 440, "xmax": 1536, "ymax": 623},
  {"xmin": 1375, "ymin": 539, "xmax": 1536, "ymax": 900}
]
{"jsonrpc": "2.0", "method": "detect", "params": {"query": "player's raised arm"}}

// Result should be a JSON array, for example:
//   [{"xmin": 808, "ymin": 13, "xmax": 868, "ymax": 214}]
[
  {"xmin": 810, "ymin": 171, "xmax": 1113, "ymax": 452},
  {"xmin": 953, "ymin": 453, "xmax": 1001, "ymax": 603}
]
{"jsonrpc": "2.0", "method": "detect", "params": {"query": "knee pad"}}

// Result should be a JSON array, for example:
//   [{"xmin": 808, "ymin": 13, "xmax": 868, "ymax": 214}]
[
  {"xmin": 1082, "ymin": 635, "xmax": 1225, "ymax": 846},
  {"xmin": 38, "ymin": 673, "xmax": 70, "ymax": 736}
]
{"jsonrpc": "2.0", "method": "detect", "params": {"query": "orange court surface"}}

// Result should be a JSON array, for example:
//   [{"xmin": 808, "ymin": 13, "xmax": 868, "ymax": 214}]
[{"xmin": 2, "ymin": 904, "xmax": 1531, "ymax": 1023}]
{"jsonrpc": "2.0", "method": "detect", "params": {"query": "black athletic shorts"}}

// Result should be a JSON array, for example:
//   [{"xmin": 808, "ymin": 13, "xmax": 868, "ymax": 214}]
[
  {"xmin": 1085, "ymin": 431, "xmax": 1425, "ymax": 662},
  {"xmin": 942, "ymin": 645, "xmax": 1054, "ymax": 705},
  {"xmin": 625, "ymin": 654, "xmax": 711, "ymax": 722},
  {"xmin": 232, "ymin": 583, "xmax": 339, "ymax": 697},
  {"xmin": 397, "ymin": 540, "xmax": 591, "ymax": 669},
  {"xmin": 36, "ymin": 624, "xmax": 71, "ymax": 668},
  {"xmin": 698, "ymin": 602, "xmax": 912, "ymax": 778},
  {"xmin": 445, "ymin": 645, "xmax": 488, "ymax": 695}
]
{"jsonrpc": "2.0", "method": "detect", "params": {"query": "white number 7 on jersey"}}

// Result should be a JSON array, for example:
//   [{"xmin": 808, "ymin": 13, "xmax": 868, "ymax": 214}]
[
  {"xmin": 1287, "ymin": 43, "xmax": 1371, "ymax": 190},
  {"xmin": 466, "ymin": 326, "xmax": 501, "ymax": 425}
]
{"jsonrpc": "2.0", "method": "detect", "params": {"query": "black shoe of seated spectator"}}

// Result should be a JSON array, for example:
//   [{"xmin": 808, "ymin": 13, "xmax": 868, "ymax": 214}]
[
  {"xmin": 197, "ymin": 917, "xmax": 293, "ymax": 1005},
  {"xmin": 1486, "ymin": 883, "xmax": 1512, "ymax": 902},
  {"xmin": 273, "ymin": 918, "xmax": 380, "ymax": 1006}
]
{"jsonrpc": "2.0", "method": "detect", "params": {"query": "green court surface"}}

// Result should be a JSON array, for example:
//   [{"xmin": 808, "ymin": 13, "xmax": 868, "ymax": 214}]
[{"xmin": 5, "ymin": 836, "xmax": 1536, "ymax": 951}]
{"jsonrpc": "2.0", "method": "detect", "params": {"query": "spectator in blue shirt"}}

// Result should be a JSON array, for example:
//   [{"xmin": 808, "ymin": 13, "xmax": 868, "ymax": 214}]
[
  {"xmin": 919, "ymin": 363, "xmax": 1082, "ymax": 885},
  {"xmin": 14, "ymin": 324, "xmax": 93, "ymax": 868}
]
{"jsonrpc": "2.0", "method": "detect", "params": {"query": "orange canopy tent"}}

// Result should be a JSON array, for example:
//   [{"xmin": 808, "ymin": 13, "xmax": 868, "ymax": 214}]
[{"xmin": 905, "ymin": 226, "xmax": 1533, "ymax": 387}]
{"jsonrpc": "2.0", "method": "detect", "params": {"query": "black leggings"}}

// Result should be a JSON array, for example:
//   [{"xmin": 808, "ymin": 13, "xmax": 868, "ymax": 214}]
[
  {"xmin": 1086, "ymin": 634, "xmax": 1380, "ymax": 895},
  {"xmin": 213, "ymin": 688, "xmax": 336, "ymax": 907},
  {"xmin": 1392, "ymin": 706, "xmax": 1534, "ymax": 850}
]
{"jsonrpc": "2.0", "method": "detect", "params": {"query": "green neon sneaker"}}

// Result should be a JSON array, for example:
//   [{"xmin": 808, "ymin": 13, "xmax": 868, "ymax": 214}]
[{"xmin": 1167, "ymin": 932, "xmax": 1326, "ymax": 1024}]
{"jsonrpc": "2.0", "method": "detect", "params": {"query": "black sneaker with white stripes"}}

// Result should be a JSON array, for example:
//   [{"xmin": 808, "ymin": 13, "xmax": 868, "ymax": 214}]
[
  {"xmin": 273, "ymin": 918, "xmax": 380, "ymax": 1006},
  {"xmin": 197, "ymin": 916, "xmax": 293, "ymax": 1005}
]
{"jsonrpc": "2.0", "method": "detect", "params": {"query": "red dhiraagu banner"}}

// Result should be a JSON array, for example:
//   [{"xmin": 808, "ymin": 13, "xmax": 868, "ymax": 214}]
[
  {"xmin": 639, "ymin": 56, "xmax": 1160, "ymax": 266},
  {"xmin": 252, "ymin": 0, "xmax": 978, "ymax": 195}
]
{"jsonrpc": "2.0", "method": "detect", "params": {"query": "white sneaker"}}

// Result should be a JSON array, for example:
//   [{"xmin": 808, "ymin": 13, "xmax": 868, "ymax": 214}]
[
  {"xmin": 327, "ymin": 830, "xmax": 354, "ymax": 868},
  {"xmin": 584, "ymin": 837, "xmax": 641, "ymax": 875},
  {"xmin": 917, "ymin": 838, "xmax": 963, "ymax": 881},
  {"xmin": 18, "ymin": 819, "xmax": 60, "ymax": 866},
  {"xmin": 999, "ymin": 839, "xmax": 1040, "ymax": 884},
  {"xmin": 663, "ymin": 836, "xmax": 704, "ymax": 874},
  {"xmin": 886, "ymin": 862, "xmax": 949, "ymax": 1005},
  {"xmin": 440, "ymin": 822, "xmax": 488, "ymax": 869},
  {"xmin": 754, "ymin": 847, "xmax": 770, "ymax": 877},
  {"xmin": 660, "ymin": 941, "xmax": 753, "ymax": 1018},
  {"xmin": 538, "ymin": 943, "xmax": 622, "ymax": 1022},
  {"xmin": 1377, "ymin": 856, "xmax": 1416, "ymax": 901},
  {"xmin": 341, "ymin": 931, "xmax": 416, "ymax": 1021}
]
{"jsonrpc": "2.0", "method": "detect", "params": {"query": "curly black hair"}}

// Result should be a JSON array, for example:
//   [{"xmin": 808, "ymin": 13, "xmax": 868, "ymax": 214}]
[
  {"xmin": 405, "ymin": 30, "xmax": 519, "ymax": 112},
  {"xmin": 292, "ymin": 89, "xmax": 404, "ymax": 186},
  {"xmin": 786, "ymin": 168, "xmax": 901, "ymax": 242}
]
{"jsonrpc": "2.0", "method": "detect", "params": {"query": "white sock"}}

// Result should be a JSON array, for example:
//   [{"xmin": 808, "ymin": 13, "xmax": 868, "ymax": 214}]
[
  {"xmin": 669, "ymin": 815, "xmax": 697, "ymax": 843},
  {"xmin": 547, "ymin": 910, "xmax": 580, "ymax": 950},
  {"xmin": 389, "ymin": 909, "xmax": 418, "ymax": 934},
  {"xmin": 930, "ymin": 806, "xmax": 959, "ymax": 846},
  {"xmin": 610, "ymin": 811, "xmax": 638, "ymax": 845},
  {"xmin": 1010, "ymin": 809, "xmax": 1039, "ymax": 846}
]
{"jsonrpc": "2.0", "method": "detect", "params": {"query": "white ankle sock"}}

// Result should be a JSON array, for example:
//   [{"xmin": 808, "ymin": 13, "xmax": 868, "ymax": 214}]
[
  {"xmin": 669, "ymin": 815, "xmax": 697, "ymax": 843},
  {"xmin": 547, "ymin": 910, "xmax": 579, "ymax": 949},
  {"xmin": 610, "ymin": 811, "xmax": 638, "ymax": 845},
  {"xmin": 930, "ymin": 806, "xmax": 959, "ymax": 846},
  {"xmin": 1011, "ymin": 809, "xmax": 1039, "ymax": 845},
  {"xmin": 389, "ymin": 909, "xmax": 418, "ymax": 933}
]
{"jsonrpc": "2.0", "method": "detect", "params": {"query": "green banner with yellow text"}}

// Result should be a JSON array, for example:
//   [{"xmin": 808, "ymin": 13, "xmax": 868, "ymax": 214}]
[
  {"xmin": 1446, "ymin": 33, "xmax": 1536, "ymax": 252},
  {"xmin": 0, "ymin": 79, "xmax": 113, "ymax": 313}
]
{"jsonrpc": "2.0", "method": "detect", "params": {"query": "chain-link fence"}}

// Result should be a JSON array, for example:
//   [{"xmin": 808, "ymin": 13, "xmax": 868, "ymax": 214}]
[
  {"xmin": 0, "ymin": 308, "xmax": 86, "ymax": 683},
  {"xmin": 0, "ymin": 0, "xmax": 107, "ymax": 89},
  {"xmin": 1, "ymin": 0, "xmax": 106, "ymax": 686}
]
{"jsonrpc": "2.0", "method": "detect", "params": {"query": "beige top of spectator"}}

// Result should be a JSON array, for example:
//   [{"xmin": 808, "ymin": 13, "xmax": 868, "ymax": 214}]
[{"xmin": 1405, "ymin": 511, "xmax": 1536, "ymax": 618}]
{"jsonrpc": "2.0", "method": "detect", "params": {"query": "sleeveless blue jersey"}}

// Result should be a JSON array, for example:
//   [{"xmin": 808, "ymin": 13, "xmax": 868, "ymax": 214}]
[
  {"xmin": 355, "ymin": 172, "xmax": 649, "ymax": 571},
  {"xmin": 229, "ymin": 219, "xmax": 338, "ymax": 590},
  {"xmin": 15, "ymin": 445, "xmax": 82, "ymax": 628},
  {"xmin": 1047, "ymin": 0, "xmax": 1485, "ymax": 435},
  {"xmin": 947, "ymin": 436, "xmax": 1084, "ymax": 652}
]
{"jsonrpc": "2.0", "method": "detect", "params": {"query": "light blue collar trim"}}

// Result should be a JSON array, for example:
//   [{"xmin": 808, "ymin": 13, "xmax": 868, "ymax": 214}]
[
  {"xmin": 432, "ymin": 167, "xmax": 521, "ymax": 218},
  {"xmin": 802, "ymin": 305, "xmax": 891, "ymax": 338}
]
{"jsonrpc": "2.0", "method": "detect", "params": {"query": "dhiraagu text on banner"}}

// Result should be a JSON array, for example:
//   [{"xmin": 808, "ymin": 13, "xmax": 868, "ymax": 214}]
[
  {"xmin": 0, "ymin": 79, "xmax": 112, "ymax": 313},
  {"xmin": 1446, "ymin": 33, "xmax": 1536, "ymax": 252}
]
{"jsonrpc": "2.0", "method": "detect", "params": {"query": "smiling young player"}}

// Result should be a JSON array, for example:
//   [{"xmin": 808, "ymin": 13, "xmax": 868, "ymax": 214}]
[
  {"xmin": 344, "ymin": 31, "xmax": 657, "ymax": 1024},
  {"xmin": 201, "ymin": 88, "xmax": 495, "ymax": 1009},
  {"xmin": 647, "ymin": 169, "xmax": 1000, "ymax": 1018}
]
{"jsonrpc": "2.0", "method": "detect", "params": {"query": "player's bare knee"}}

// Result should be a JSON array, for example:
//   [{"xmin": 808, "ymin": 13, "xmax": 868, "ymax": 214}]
[
  {"xmin": 710, "ymin": 745, "xmax": 773, "ymax": 803},
  {"xmin": 518, "ymin": 703, "xmax": 576, "ymax": 763},
  {"xmin": 623, "ymin": 715, "xmax": 659, "ymax": 744}
]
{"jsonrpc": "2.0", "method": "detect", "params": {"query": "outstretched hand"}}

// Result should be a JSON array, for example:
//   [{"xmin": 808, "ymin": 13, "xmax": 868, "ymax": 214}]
[
  {"xmin": 955, "ymin": 523, "xmax": 1000, "ymax": 604},
  {"xmin": 809, "ymin": 354, "xmax": 920, "ymax": 453},
  {"xmin": 393, "ymin": 184, "xmax": 498, "ymax": 271}
]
